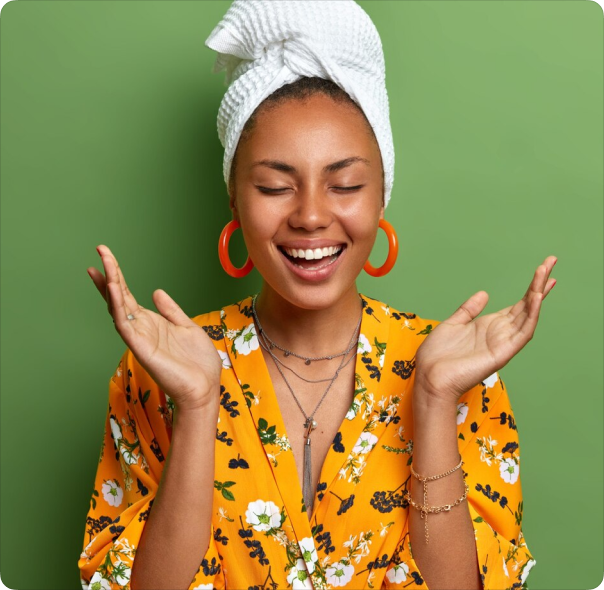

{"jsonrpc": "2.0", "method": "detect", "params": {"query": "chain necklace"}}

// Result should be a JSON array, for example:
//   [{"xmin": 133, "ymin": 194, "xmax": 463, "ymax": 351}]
[
  {"xmin": 253, "ymin": 294, "xmax": 361, "ymax": 366},
  {"xmin": 258, "ymin": 335, "xmax": 358, "ymax": 383},
  {"xmin": 251, "ymin": 293, "xmax": 363, "ymax": 514}
]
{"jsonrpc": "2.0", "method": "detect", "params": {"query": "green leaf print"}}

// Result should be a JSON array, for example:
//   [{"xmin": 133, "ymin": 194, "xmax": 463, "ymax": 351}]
[
  {"xmin": 417, "ymin": 324, "xmax": 433, "ymax": 336},
  {"xmin": 473, "ymin": 516, "xmax": 484, "ymax": 523}
]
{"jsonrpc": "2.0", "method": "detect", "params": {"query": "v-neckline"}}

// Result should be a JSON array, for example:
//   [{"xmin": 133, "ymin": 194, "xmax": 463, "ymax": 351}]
[{"xmin": 221, "ymin": 293, "xmax": 391, "ymax": 543}]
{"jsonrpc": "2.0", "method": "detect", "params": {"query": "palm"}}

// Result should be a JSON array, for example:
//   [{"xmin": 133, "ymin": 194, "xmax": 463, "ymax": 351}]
[
  {"xmin": 88, "ymin": 245, "xmax": 222, "ymax": 412},
  {"xmin": 415, "ymin": 256, "xmax": 557, "ymax": 404}
]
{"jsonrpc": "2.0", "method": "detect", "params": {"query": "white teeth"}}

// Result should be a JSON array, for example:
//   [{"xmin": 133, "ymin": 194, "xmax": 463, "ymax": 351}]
[{"xmin": 283, "ymin": 245, "xmax": 342, "ymax": 260}]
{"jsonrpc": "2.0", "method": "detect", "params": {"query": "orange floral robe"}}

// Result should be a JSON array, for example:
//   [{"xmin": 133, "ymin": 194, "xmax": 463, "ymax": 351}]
[{"xmin": 78, "ymin": 293, "xmax": 536, "ymax": 589}]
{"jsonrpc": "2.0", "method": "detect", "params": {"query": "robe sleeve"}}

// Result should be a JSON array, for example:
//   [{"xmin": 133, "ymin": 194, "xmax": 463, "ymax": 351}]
[
  {"xmin": 382, "ymin": 374, "xmax": 537, "ymax": 590},
  {"xmin": 78, "ymin": 347, "xmax": 225, "ymax": 590}
]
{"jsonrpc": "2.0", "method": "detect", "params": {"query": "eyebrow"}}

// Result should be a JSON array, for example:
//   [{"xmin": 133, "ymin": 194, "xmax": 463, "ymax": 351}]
[{"xmin": 250, "ymin": 156, "xmax": 370, "ymax": 174}]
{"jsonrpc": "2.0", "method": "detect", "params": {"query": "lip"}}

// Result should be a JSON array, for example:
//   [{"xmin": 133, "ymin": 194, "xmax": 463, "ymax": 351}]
[
  {"xmin": 278, "ymin": 244, "xmax": 347, "ymax": 282},
  {"xmin": 278, "ymin": 240, "xmax": 346, "ymax": 249}
]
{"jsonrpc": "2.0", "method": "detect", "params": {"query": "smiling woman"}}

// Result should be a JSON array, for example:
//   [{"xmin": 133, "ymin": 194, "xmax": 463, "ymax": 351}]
[{"xmin": 79, "ymin": 1, "xmax": 552, "ymax": 589}]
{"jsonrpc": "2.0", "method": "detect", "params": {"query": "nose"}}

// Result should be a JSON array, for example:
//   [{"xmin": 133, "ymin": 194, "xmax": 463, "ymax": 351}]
[{"xmin": 287, "ymin": 186, "xmax": 333, "ymax": 232}]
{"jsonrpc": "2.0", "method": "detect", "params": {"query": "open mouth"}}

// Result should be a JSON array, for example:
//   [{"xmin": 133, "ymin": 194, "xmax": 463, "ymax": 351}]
[{"xmin": 278, "ymin": 245, "xmax": 346, "ymax": 271}]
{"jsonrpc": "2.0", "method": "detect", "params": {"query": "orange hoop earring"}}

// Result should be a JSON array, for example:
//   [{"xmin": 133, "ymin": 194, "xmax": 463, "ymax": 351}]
[
  {"xmin": 218, "ymin": 219, "xmax": 254, "ymax": 278},
  {"xmin": 364, "ymin": 218, "xmax": 399, "ymax": 277}
]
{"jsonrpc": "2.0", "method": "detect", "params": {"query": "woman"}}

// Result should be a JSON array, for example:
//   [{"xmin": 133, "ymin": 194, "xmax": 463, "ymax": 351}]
[{"xmin": 79, "ymin": 2, "xmax": 553, "ymax": 589}]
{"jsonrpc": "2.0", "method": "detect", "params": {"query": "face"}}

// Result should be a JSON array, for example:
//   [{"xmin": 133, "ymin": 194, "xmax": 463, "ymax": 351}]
[{"xmin": 230, "ymin": 93, "xmax": 385, "ymax": 311}]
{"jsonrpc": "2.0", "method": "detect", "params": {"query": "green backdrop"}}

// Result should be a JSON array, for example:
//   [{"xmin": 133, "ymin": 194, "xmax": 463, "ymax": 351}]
[{"xmin": 1, "ymin": 1, "xmax": 602, "ymax": 589}]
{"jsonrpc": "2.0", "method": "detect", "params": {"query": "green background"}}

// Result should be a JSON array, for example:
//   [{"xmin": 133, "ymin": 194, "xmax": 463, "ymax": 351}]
[{"xmin": 1, "ymin": 1, "xmax": 602, "ymax": 589}]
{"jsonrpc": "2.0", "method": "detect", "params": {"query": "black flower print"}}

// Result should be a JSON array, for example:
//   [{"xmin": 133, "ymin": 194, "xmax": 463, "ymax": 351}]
[
  {"xmin": 138, "ymin": 498, "xmax": 154, "ymax": 522},
  {"xmin": 220, "ymin": 386, "xmax": 240, "ymax": 418},
  {"xmin": 312, "ymin": 521, "xmax": 336, "ymax": 555},
  {"xmin": 216, "ymin": 429, "xmax": 233, "ymax": 446},
  {"xmin": 361, "ymin": 355, "xmax": 381, "ymax": 381},
  {"xmin": 201, "ymin": 556, "xmax": 221, "ymax": 576},
  {"xmin": 392, "ymin": 358, "xmax": 415, "ymax": 380},
  {"xmin": 149, "ymin": 438, "xmax": 164, "ymax": 462},
  {"xmin": 370, "ymin": 482, "xmax": 408, "ymax": 513},
  {"xmin": 136, "ymin": 477, "xmax": 149, "ymax": 497},
  {"xmin": 491, "ymin": 411, "xmax": 517, "ymax": 430},
  {"xmin": 228, "ymin": 454, "xmax": 250, "ymax": 469},
  {"xmin": 316, "ymin": 481, "xmax": 327, "ymax": 501},
  {"xmin": 214, "ymin": 527, "xmax": 229, "ymax": 546},
  {"xmin": 332, "ymin": 431, "xmax": 345, "ymax": 453},
  {"xmin": 202, "ymin": 324, "xmax": 224, "ymax": 340},
  {"xmin": 329, "ymin": 491, "xmax": 355, "ymax": 515}
]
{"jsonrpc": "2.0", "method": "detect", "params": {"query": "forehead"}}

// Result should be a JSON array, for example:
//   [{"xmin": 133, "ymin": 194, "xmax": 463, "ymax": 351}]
[{"xmin": 238, "ymin": 94, "xmax": 379, "ymax": 167}]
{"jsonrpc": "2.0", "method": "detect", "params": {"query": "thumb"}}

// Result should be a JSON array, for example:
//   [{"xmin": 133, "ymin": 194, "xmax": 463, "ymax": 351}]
[
  {"xmin": 445, "ymin": 290, "xmax": 489, "ymax": 326},
  {"xmin": 152, "ymin": 289, "xmax": 196, "ymax": 328}
]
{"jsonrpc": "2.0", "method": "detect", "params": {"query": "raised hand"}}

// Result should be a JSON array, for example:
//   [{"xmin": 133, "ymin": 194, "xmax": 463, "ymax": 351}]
[
  {"xmin": 87, "ymin": 245, "xmax": 223, "ymax": 413},
  {"xmin": 414, "ymin": 255, "xmax": 557, "ymax": 407}
]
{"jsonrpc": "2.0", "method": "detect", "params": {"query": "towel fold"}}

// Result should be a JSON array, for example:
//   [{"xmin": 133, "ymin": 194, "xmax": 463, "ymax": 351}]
[{"xmin": 205, "ymin": 0, "xmax": 395, "ymax": 207}]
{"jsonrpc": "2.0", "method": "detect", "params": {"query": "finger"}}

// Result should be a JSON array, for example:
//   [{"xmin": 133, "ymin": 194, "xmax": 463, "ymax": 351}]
[
  {"xmin": 152, "ymin": 289, "xmax": 196, "ymax": 328},
  {"xmin": 509, "ymin": 262, "xmax": 548, "ymax": 323},
  {"xmin": 542, "ymin": 277, "xmax": 556, "ymax": 300},
  {"xmin": 97, "ymin": 245, "xmax": 140, "ymax": 313},
  {"xmin": 445, "ymin": 291, "xmax": 489, "ymax": 326},
  {"xmin": 87, "ymin": 267, "xmax": 108, "ymax": 302},
  {"xmin": 108, "ymin": 277, "xmax": 136, "ymax": 334},
  {"xmin": 513, "ymin": 292, "xmax": 543, "ymax": 344},
  {"xmin": 98, "ymin": 246, "xmax": 128, "ymax": 316}
]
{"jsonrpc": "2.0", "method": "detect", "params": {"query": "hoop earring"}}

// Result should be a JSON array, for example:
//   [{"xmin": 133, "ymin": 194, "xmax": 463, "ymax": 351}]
[
  {"xmin": 218, "ymin": 219, "xmax": 254, "ymax": 278},
  {"xmin": 364, "ymin": 218, "xmax": 398, "ymax": 277}
]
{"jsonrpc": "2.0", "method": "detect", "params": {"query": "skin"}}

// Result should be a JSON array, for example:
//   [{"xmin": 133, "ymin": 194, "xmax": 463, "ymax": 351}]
[{"xmin": 87, "ymin": 92, "xmax": 557, "ymax": 589}]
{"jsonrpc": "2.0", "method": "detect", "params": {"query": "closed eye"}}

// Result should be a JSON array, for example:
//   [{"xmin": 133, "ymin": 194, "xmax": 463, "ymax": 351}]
[{"xmin": 255, "ymin": 185, "xmax": 365, "ymax": 194}]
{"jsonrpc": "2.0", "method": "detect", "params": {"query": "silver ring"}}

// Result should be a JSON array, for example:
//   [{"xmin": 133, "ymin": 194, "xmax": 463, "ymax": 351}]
[{"xmin": 127, "ymin": 313, "xmax": 135, "ymax": 320}]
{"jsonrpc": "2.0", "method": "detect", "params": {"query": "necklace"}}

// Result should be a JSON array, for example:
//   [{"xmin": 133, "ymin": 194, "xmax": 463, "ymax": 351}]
[{"xmin": 251, "ymin": 294, "xmax": 363, "ymax": 514}]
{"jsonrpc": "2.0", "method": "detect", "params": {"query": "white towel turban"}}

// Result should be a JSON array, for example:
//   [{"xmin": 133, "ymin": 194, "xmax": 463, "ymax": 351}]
[{"xmin": 205, "ymin": 0, "xmax": 395, "ymax": 208}]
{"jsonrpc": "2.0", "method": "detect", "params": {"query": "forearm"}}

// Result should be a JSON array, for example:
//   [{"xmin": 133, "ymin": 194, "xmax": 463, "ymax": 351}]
[
  {"xmin": 131, "ymin": 395, "xmax": 220, "ymax": 590},
  {"xmin": 409, "ymin": 390, "xmax": 482, "ymax": 590}
]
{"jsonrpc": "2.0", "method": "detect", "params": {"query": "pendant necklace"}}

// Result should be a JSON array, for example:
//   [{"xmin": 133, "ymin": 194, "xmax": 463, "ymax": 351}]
[{"xmin": 251, "ymin": 294, "xmax": 363, "ymax": 514}]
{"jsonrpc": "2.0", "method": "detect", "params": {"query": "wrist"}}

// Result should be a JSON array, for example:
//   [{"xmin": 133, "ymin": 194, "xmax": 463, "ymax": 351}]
[{"xmin": 413, "ymin": 383, "xmax": 459, "ymax": 416}]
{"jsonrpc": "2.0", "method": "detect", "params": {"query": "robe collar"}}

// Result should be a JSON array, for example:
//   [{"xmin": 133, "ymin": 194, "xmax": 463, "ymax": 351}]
[{"xmin": 220, "ymin": 293, "xmax": 391, "ymax": 545}]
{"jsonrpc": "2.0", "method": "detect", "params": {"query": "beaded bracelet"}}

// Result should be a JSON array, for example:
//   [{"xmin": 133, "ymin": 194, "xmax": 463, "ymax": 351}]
[{"xmin": 403, "ymin": 456, "xmax": 469, "ymax": 544}]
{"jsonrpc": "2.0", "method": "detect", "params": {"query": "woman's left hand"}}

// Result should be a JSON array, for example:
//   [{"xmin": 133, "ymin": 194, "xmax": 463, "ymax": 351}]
[{"xmin": 414, "ymin": 255, "xmax": 558, "ymax": 407}]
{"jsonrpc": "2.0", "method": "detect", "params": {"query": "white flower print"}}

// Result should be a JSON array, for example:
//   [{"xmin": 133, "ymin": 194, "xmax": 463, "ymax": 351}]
[
  {"xmin": 109, "ymin": 417, "xmax": 122, "ymax": 442},
  {"xmin": 357, "ymin": 333, "xmax": 372, "ymax": 354},
  {"xmin": 381, "ymin": 305, "xmax": 391, "ymax": 316},
  {"xmin": 245, "ymin": 499, "xmax": 281, "ymax": 532},
  {"xmin": 193, "ymin": 585, "xmax": 214, "ymax": 590},
  {"xmin": 456, "ymin": 402, "xmax": 469, "ymax": 425},
  {"xmin": 520, "ymin": 558, "xmax": 537, "ymax": 584},
  {"xmin": 233, "ymin": 323, "xmax": 259, "ymax": 356},
  {"xmin": 483, "ymin": 371, "xmax": 499, "ymax": 388},
  {"xmin": 88, "ymin": 572, "xmax": 112, "ymax": 590},
  {"xmin": 111, "ymin": 558, "xmax": 131, "ymax": 587},
  {"xmin": 101, "ymin": 479, "xmax": 123, "ymax": 507},
  {"xmin": 217, "ymin": 349, "xmax": 232, "ymax": 370},
  {"xmin": 379, "ymin": 521, "xmax": 394, "ymax": 536},
  {"xmin": 386, "ymin": 561, "xmax": 410, "ymax": 583},
  {"xmin": 502, "ymin": 556, "xmax": 510, "ymax": 578},
  {"xmin": 352, "ymin": 432, "xmax": 378, "ymax": 454},
  {"xmin": 298, "ymin": 537, "xmax": 318, "ymax": 573},
  {"xmin": 499, "ymin": 457, "xmax": 520, "ymax": 484},
  {"xmin": 346, "ymin": 400, "xmax": 360, "ymax": 421},
  {"xmin": 325, "ymin": 561, "xmax": 354, "ymax": 587},
  {"xmin": 286, "ymin": 558, "xmax": 312, "ymax": 589}
]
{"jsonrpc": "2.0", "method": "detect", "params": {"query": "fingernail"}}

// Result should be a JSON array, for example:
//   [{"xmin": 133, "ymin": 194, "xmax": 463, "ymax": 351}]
[
  {"xmin": 553, "ymin": 258, "xmax": 557, "ymax": 267},
  {"xmin": 551, "ymin": 280, "xmax": 557, "ymax": 288}
]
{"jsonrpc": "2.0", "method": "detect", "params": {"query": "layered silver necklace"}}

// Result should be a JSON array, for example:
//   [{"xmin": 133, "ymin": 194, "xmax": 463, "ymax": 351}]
[{"xmin": 251, "ymin": 294, "xmax": 363, "ymax": 514}]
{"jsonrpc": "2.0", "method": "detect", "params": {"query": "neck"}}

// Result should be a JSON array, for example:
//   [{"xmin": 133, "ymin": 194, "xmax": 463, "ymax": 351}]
[{"xmin": 253, "ymin": 284, "xmax": 363, "ymax": 358}]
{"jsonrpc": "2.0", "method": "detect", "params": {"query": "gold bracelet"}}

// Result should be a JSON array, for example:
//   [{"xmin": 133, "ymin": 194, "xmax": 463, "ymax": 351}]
[{"xmin": 405, "ymin": 456, "xmax": 467, "ymax": 544}]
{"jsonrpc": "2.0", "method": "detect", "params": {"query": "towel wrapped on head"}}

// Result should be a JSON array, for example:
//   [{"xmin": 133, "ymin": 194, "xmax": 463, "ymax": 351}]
[{"xmin": 205, "ymin": 0, "xmax": 395, "ymax": 207}]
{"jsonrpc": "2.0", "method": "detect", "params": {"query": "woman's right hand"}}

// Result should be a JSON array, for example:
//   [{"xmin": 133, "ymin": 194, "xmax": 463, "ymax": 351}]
[{"xmin": 87, "ymin": 244, "xmax": 223, "ymax": 413}]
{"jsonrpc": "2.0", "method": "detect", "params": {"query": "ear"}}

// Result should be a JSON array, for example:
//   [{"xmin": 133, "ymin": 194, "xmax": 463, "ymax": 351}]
[
  {"xmin": 229, "ymin": 191, "xmax": 239, "ymax": 222},
  {"xmin": 378, "ymin": 204, "xmax": 385, "ymax": 220}
]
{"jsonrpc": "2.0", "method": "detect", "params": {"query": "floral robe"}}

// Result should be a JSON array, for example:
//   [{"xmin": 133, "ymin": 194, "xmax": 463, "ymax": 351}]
[{"xmin": 78, "ymin": 293, "xmax": 536, "ymax": 590}]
